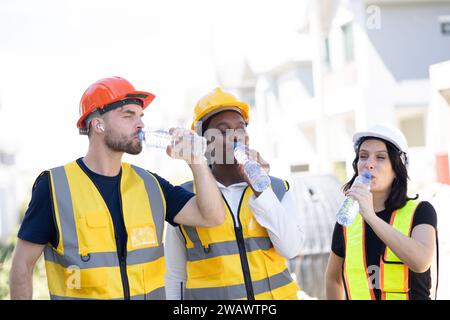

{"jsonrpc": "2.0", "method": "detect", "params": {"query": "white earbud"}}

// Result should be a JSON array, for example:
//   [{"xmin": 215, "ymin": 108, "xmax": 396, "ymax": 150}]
[{"xmin": 96, "ymin": 124, "xmax": 105, "ymax": 132}]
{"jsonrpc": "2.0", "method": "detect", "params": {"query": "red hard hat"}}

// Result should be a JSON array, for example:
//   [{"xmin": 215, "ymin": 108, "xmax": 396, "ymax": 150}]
[{"xmin": 77, "ymin": 76, "xmax": 155, "ymax": 130}]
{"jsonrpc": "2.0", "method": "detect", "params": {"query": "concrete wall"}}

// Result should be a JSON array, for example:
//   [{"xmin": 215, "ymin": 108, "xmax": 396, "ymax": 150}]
[
  {"xmin": 429, "ymin": 60, "xmax": 450, "ymax": 184},
  {"xmin": 367, "ymin": 2, "xmax": 450, "ymax": 81}
]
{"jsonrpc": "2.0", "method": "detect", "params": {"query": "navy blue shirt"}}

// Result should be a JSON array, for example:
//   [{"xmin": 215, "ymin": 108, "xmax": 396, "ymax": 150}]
[{"xmin": 18, "ymin": 158, "xmax": 195, "ymax": 257}]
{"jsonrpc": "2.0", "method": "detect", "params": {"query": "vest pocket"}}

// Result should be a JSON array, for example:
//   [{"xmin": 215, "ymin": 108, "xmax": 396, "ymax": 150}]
[
  {"xmin": 64, "ymin": 267, "xmax": 108, "ymax": 290},
  {"xmin": 85, "ymin": 213, "xmax": 108, "ymax": 228},
  {"xmin": 380, "ymin": 260, "xmax": 409, "ymax": 293},
  {"xmin": 187, "ymin": 256, "xmax": 225, "ymax": 280},
  {"xmin": 81, "ymin": 271, "xmax": 108, "ymax": 288},
  {"xmin": 79, "ymin": 213, "xmax": 116, "ymax": 253}
]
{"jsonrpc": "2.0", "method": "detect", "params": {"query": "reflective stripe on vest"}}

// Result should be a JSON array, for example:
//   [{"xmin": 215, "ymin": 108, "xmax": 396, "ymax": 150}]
[
  {"xmin": 343, "ymin": 200, "xmax": 418, "ymax": 300},
  {"xmin": 180, "ymin": 177, "xmax": 299, "ymax": 300},
  {"xmin": 44, "ymin": 161, "xmax": 166, "ymax": 300},
  {"xmin": 185, "ymin": 269, "xmax": 296, "ymax": 300},
  {"xmin": 50, "ymin": 286, "xmax": 166, "ymax": 300}
]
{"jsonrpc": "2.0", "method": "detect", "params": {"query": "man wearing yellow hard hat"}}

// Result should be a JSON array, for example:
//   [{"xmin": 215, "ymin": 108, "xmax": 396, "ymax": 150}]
[{"xmin": 164, "ymin": 88, "xmax": 304, "ymax": 300}]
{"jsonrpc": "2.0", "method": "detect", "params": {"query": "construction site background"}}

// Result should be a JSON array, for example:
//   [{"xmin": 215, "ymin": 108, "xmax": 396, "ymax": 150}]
[{"xmin": 1, "ymin": 0, "xmax": 450, "ymax": 299}]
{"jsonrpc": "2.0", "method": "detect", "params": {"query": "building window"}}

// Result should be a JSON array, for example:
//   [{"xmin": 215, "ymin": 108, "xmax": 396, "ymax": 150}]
[
  {"xmin": 0, "ymin": 151, "xmax": 15, "ymax": 165},
  {"xmin": 290, "ymin": 164, "xmax": 310, "ymax": 173},
  {"xmin": 323, "ymin": 37, "xmax": 331, "ymax": 70},
  {"xmin": 442, "ymin": 22, "xmax": 450, "ymax": 35},
  {"xmin": 439, "ymin": 16, "xmax": 450, "ymax": 35},
  {"xmin": 399, "ymin": 115, "xmax": 425, "ymax": 148},
  {"xmin": 239, "ymin": 88, "xmax": 255, "ymax": 107},
  {"xmin": 332, "ymin": 161, "xmax": 347, "ymax": 184},
  {"xmin": 341, "ymin": 23, "xmax": 354, "ymax": 63}
]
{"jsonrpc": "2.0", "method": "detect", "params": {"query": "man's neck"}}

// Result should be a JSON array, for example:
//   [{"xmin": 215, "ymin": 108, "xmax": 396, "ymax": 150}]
[
  {"xmin": 211, "ymin": 164, "xmax": 245, "ymax": 187},
  {"xmin": 83, "ymin": 140, "xmax": 123, "ymax": 177}
]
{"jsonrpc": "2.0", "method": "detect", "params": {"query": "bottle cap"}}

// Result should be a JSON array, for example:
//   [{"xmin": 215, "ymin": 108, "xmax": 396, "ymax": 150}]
[
  {"xmin": 137, "ymin": 129, "xmax": 145, "ymax": 141},
  {"xmin": 233, "ymin": 142, "xmax": 242, "ymax": 150},
  {"xmin": 361, "ymin": 170, "xmax": 373, "ymax": 180}
]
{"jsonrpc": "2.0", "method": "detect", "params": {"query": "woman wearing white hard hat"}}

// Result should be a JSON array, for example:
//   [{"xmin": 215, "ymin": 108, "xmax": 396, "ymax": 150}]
[{"xmin": 325, "ymin": 124, "xmax": 438, "ymax": 300}]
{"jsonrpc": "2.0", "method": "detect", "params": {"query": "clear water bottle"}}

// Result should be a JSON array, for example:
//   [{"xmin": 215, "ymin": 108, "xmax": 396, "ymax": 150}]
[
  {"xmin": 138, "ymin": 129, "xmax": 172, "ymax": 149},
  {"xmin": 234, "ymin": 143, "xmax": 271, "ymax": 193},
  {"xmin": 137, "ymin": 129, "xmax": 207, "ymax": 156},
  {"xmin": 336, "ymin": 170, "xmax": 373, "ymax": 226}
]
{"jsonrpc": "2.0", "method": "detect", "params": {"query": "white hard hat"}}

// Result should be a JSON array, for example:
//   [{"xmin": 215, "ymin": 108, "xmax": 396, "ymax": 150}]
[{"xmin": 352, "ymin": 124, "xmax": 409, "ymax": 166}]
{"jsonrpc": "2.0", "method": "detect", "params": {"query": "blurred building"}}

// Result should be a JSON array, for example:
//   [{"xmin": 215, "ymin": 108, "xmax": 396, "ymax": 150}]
[
  {"xmin": 0, "ymin": 95, "xmax": 20, "ymax": 244},
  {"xmin": 429, "ymin": 59, "xmax": 450, "ymax": 185},
  {"xmin": 218, "ymin": 0, "xmax": 450, "ymax": 192},
  {"xmin": 211, "ymin": 0, "xmax": 450, "ymax": 298},
  {"xmin": 288, "ymin": 174, "xmax": 343, "ymax": 299}
]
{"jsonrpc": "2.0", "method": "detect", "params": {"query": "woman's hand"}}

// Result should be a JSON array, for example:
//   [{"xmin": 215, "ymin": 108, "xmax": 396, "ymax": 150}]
[{"xmin": 345, "ymin": 183, "xmax": 375, "ymax": 220}]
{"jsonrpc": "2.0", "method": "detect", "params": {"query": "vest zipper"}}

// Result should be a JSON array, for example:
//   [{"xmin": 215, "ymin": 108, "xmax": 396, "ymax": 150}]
[
  {"xmin": 117, "ymin": 185, "xmax": 131, "ymax": 300},
  {"xmin": 222, "ymin": 189, "xmax": 255, "ymax": 300},
  {"xmin": 118, "ymin": 255, "xmax": 130, "ymax": 300}
]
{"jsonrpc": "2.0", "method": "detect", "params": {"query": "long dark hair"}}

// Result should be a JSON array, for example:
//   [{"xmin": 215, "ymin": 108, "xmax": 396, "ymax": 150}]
[{"xmin": 343, "ymin": 137, "xmax": 418, "ymax": 213}]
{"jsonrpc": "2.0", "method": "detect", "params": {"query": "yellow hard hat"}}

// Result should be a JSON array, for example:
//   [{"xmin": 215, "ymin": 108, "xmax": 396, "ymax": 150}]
[{"xmin": 191, "ymin": 87, "xmax": 250, "ymax": 133}]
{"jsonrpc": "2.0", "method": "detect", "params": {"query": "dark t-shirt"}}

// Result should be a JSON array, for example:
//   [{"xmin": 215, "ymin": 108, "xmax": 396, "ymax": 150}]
[
  {"xmin": 18, "ymin": 158, "xmax": 195, "ymax": 258},
  {"xmin": 331, "ymin": 201, "xmax": 437, "ymax": 300}
]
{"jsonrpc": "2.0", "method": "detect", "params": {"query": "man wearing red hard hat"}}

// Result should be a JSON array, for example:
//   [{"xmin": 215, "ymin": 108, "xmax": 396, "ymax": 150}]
[{"xmin": 9, "ymin": 76, "xmax": 225, "ymax": 300}]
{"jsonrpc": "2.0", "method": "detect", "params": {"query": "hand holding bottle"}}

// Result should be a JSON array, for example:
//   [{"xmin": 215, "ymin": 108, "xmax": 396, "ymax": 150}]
[
  {"xmin": 336, "ymin": 170, "xmax": 373, "ymax": 226},
  {"xmin": 344, "ymin": 173, "xmax": 375, "ymax": 221},
  {"xmin": 138, "ymin": 127, "xmax": 207, "ymax": 164},
  {"xmin": 234, "ymin": 143, "xmax": 271, "ymax": 193},
  {"xmin": 242, "ymin": 146, "xmax": 270, "ymax": 174},
  {"xmin": 168, "ymin": 128, "xmax": 207, "ymax": 163}
]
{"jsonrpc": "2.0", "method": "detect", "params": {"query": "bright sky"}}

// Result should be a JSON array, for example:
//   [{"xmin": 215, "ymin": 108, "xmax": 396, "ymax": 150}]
[{"xmin": 0, "ymin": 0, "xmax": 309, "ymax": 179}]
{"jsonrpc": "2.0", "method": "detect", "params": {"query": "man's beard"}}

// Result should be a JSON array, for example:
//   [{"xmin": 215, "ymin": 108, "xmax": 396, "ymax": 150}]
[{"xmin": 104, "ymin": 129, "xmax": 142, "ymax": 155}]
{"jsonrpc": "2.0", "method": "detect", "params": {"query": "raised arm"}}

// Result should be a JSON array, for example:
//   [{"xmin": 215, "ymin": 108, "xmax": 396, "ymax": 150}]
[{"xmin": 173, "ymin": 156, "xmax": 225, "ymax": 227}]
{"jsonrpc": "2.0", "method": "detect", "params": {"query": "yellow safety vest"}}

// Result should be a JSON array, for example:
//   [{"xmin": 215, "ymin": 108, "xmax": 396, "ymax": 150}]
[
  {"xmin": 343, "ymin": 200, "xmax": 418, "ymax": 300},
  {"xmin": 43, "ymin": 161, "xmax": 167, "ymax": 300},
  {"xmin": 180, "ymin": 177, "xmax": 300, "ymax": 300}
]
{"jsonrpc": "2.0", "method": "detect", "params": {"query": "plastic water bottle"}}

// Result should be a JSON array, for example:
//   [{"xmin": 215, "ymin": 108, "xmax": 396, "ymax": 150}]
[
  {"xmin": 234, "ymin": 143, "xmax": 271, "ymax": 193},
  {"xmin": 138, "ymin": 129, "xmax": 172, "ymax": 149},
  {"xmin": 336, "ymin": 170, "xmax": 373, "ymax": 226},
  {"xmin": 137, "ymin": 129, "xmax": 207, "ymax": 156}
]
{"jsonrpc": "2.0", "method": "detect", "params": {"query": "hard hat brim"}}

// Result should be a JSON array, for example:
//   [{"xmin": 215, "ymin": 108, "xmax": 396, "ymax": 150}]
[
  {"xmin": 191, "ymin": 103, "xmax": 249, "ymax": 130},
  {"xmin": 352, "ymin": 131, "xmax": 404, "ymax": 153}
]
